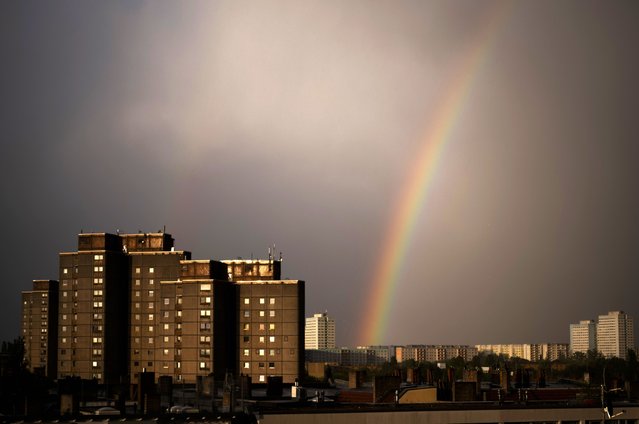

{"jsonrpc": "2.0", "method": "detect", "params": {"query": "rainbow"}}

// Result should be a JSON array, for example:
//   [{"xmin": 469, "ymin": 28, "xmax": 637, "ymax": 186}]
[{"xmin": 360, "ymin": 4, "xmax": 511, "ymax": 346}]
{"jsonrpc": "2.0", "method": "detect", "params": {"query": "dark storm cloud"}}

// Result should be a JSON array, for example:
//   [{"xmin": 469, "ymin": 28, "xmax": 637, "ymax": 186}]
[{"xmin": 1, "ymin": 0, "xmax": 638, "ymax": 347}]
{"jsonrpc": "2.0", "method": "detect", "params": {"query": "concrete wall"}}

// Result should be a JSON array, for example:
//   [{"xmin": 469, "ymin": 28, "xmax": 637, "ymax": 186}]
[{"xmin": 260, "ymin": 406, "xmax": 639, "ymax": 424}]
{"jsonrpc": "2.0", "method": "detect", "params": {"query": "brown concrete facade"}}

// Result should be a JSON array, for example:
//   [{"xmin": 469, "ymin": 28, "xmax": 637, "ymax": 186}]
[
  {"xmin": 21, "ymin": 279, "xmax": 59, "ymax": 378},
  {"xmin": 22, "ymin": 232, "xmax": 305, "ymax": 387},
  {"xmin": 236, "ymin": 280, "xmax": 304, "ymax": 384}
]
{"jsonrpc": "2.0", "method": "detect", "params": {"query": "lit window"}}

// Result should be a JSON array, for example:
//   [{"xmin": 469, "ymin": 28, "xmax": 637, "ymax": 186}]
[
  {"xmin": 135, "ymin": 291, "xmax": 141, "ymax": 297},
  {"xmin": 148, "ymin": 290, "xmax": 154, "ymax": 296},
  {"xmin": 135, "ymin": 302, "xmax": 140, "ymax": 309},
  {"xmin": 93, "ymin": 278, "xmax": 102, "ymax": 284},
  {"xmin": 163, "ymin": 349, "xmax": 169, "ymax": 355},
  {"xmin": 62, "ymin": 326, "xmax": 67, "ymax": 332},
  {"xmin": 259, "ymin": 311, "xmax": 265, "ymax": 317},
  {"xmin": 148, "ymin": 302, "xmax": 153, "ymax": 309},
  {"xmin": 244, "ymin": 298, "xmax": 250, "ymax": 304},
  {"xmin": 92, "ymin": 361, "xmax": 98, "ymax": 367},
  {"xmin": 269, "ymin": 349, "xmax": 275, "ymax": 356},
  {"xmin": 93, "ymin": 301, "xmax": 103, "ymax": 308},
  {"xmin": 200, "ymin": 284, "xmax": 211, "ymax": 291},
  {"xmin": 201, "ymin": 296, "xmax": 211, "ymax": 304},
  {"xmin": 93, "ymin": 254, "xmax": 103, "ymax": 261},
  {"xmin": 164, "ymin": 324, "xmax": 169, "ymax": 330},
  {"xmin": 243, "ymin": 323, "xmax": 249, "ymax": 331},
  {"xmin": 93, "ymin": 290, "xmax": 102, "ymax": 296},
  {"xmin": 259, "ymin": 349, "xmax": 265, "ymax": 356},
  {"xmin": 149, "ymin": 267, "xmax": 154, "ymax": 273},
  {"xmin": 259, "ymin": 324, "xmax": 265, "ymax": 330},
  {"xmin": 269, "ymin": 324, "xmax": 275, "ymax": 331},
  {"xmin": 259, "ymin": 375, "xmax": 265, "ymax": 382},
  {"xmin": 269, "ymin": 310, "xmax": 275, "ymax": 317},
  {"xmin": 269, "ymin": 298, "xmax": 275, "ymax": 305},
  {"xmin": 148, "ymin": 337, "xmax": 153, "ymax": 344},
  {"xmin": 135, "ymin": 326, "xmax": 140, "ymax": 332},
  {"xmin": 63, "ymin": 268, "xmax": 68, "ymax": 274},
  {"xmin": 200, "ymin": 310, "xmax": 211, "ymax": 317},
  {"xmin": 177, "ymin": 310, "xmax": 182, "ymax": 317},
  {"xmin": 135, "ymin": 279, "xmax": 140, "ymax": 286},
  {"xmin": 164, "ymin": 336, "xmax": 169, "ymax": 342},
  {"xmin": 260, "ymin": 298, "xmax": 265, "ymax": 304},
  {"xmin": 163, "ymin": 298, "xmax": 170, "ymax": 305},
  {"xmin": 149, "ymin": 279, "xmax": 154, "ymax": 285},
  {"xmin": 163, "ymin": 311, "xmax": 169, "ymax": 318},
  {"xmin": 93, "ymin": 266, "xmax": 103, "ymax": 272},
  {"xmin": 243, "ymin": 349, "xmax": 250, "ymax": 356},
  {"xmin": 148, "ymin": 314, "xmax": 154, "ymax": 320},
  {"xmin": 244, "ymin": 311, "xmax": 250, "ymax": 318},
  {"xmin": 259, "ymin": 336, "xmax": 265, "ymax": 343},
  {"xmin": 63, "ymin": 292, "xmax": 67, "ymax": 297},
  {"xmin": 269, "ymin": 336, "xmax": 275, "ymax": 342},
  {"xmin": 148, "ymin": 326, "xmax": 153, "ymax": 332},
  {"xmin": 92, "ymin": 337, "xmax": 102, "ymax": 343},
  {"xmin": 244, "ymin": 362, "xmax": 250, "ymax": 369},
  {"xmin": 135, "ymin": 268, "xmax": 141, "ymax": 274}
]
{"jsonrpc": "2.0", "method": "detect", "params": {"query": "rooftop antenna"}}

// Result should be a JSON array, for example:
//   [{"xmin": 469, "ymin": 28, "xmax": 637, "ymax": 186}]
[
  {"xmin": 163, "ymin": 225, "xmax": 166, "ymax": 233},
  {"xmin": 279, "ymin": 251, "xmax": 283, "ymax": 261}
]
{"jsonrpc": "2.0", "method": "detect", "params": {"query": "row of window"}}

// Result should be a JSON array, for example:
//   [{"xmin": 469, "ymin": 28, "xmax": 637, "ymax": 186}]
[
  {"xmin": 243, "ymin": 310, "xmax": 277, "ymax": 318},
  {"xmin": 243, "ymin": 348, "xmax": 294, "ymax": 357},
  {"xmin": 244, "ymin": 298, "xmax": 276, "ymax": 305},
  {"xmin": 243, "ymin": 362, "xmax": 276, "ymax": 369}
]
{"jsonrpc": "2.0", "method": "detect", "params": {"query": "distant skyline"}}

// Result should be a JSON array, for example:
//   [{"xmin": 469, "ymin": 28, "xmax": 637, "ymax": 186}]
[{"xmin": 2, "ymin": 1, "xmax": 639, "ymax": 346}]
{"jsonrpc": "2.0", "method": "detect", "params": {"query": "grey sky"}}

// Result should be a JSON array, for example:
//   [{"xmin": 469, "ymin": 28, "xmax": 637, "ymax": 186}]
[{"xmin": 1, "ymin": 0, "xmax": 638, "ymax": 346}]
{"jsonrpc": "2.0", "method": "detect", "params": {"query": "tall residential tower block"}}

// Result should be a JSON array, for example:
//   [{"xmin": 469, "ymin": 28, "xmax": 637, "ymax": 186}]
[{"xmin": 21, "ymin": 231, "xmax": 305, "ymax": 386}]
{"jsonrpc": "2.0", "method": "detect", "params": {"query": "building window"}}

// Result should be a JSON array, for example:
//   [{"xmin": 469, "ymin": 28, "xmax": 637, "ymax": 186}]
[
  {"xmin": 199, "ymin": 362, "xmax": 208, "ymax": 369},
  {"xmin": 135, "ymin": 291, "xmax": 141, "ymax": 297},
  {"xmin": 94, "ymin": 266, "xmax": 103, "ymax": 272},
  {"xmin": 149, "ymin": 279, "xmax": 154, "ymax": 285},
  {"xmin": 269, "ymin": 324, "xmax": 275, "ymax": 331},
  {"xmin": 93, "ymin": 254, "xmax": 103, "ymax": 261},
  {"xmin": 243, "ymin": 349, "xmax": 250, "ymax": 357},
  {"xmin": 269, "ymin": 336, "xmax": 275, "ymax": 342},
  {"xmin": 164, "ymin": 324, "xmax": 170, "ymax": 330},
  {"xmin": 63, "ymin": 268, "xmax": 68, "ymax": 274},
  {"xmin": 200, "ymin": 310, "xmax": 211, "ymax": 317},
  {"xmin": 148, "ymin": 314, "xmax": 154, "ymax": 320},
  {"xmin": 243, "ymin": 323, "xmax": 250, "ymax": 331},
  {"xmin": 149, "ymin": 267, "xmax": 154, "ymax": 273},
  {"xmin": 260, "ymin": 298, "xmax": 265, "ymax": 304},
  {"xmin": 93, "ymin": 290, "xmax": 103, "ymax": 296},
  {"xmin": 164, "ymin": 336, "xmax": 169, "ymax": 342},
  {"xmin": 269, "ymin": 298, "xmax": 275, "ymax": 305},
  {"xmin": 269, "ymin": 349, "xmax": 275, "ymax": 356},
  {"xmin": 244, "ymin": 298, "xmax": 250, "ymax": 304},
  {"xmin": 269, "ymin": 310, "xmax": 275, "ymax": 317},
  {"xmin": 135, "ymin": 268, "xmax": 141, "ymax": 274},
  {"xmin": 148, "ymin": 302, "xmax": 154, "ymax": 309},
  {"xmin": 92, "ymin": 361, "xmax": 98, "ymax": 368},
  {"xmin": 200, "ymin": 349, "xmax": 210, "ymax": 356},
  {"xmin": 163, "ymin": 298, "xmax": 170, "ymax": 305},
  {"xmin": 244, "ymin": 311, "xmax": 250, "ymax": 318},
  {"xmin": 259, "ymin": 375, "xmax": 265, "ymax": 382},
  {"xmin": 259, "ymin": 349, "xmax": 265, "ymax": 356},
  {"xmin": 243, "ymin": 336, "xmax": 250, "ymax": 342},
  {"xmin": 135, "ymin": 279, "xmax": 140, "ymax": 286},
  {"xmin": 259, "ymin": 362, "xmax": 264, "ymax": 369},
  {"xmin": 259, "ymin": 324, "xmax": 265, "ymax": 330},
  {"xmin": 93, "ymin": 278, "xmax": 102, "ymax": 284},
  {"xmin": 269, "ymin": 362, "xmax": 275, "ymax": 369},
  {"xmin": 148, "ymin": 290, "xmax": 154, "ymax": 296},
  {"xmin": 259, "ymin": 311, "xmax": 265, "ymax": 317},
  {"xmin": 148, "ymin": 337, "xmax": 153, "ymax": 344},
  {"xmin": 93, "ymin": 301, "xmax": 103, "ymax": 308},
  {"xmin": 200, "ymin": 322, "xmax": 211, "ymax": 330},
  {"xmin": 201, "ymin": 296, "xmax": 211, "ymax": 304},
  {"xmin": 148, "ymin": 326, "xmax": 154, "ymax": 332},
  {"xmin": 163, "ymin": 311, "xmax": 170, "ymax": 318},
  {"xmin": 243, "ymin": 362, "xmax": 250, "ymax": 369},
  {"xmin": 200, "ymin": 284, "xmax": 211, "ymax": 291},
  {"xmin": 92, "ymin": 337, "xmax": 102, "ymax": 343}
]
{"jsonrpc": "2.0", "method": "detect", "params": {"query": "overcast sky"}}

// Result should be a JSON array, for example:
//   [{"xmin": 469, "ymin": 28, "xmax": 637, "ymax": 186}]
[{"xmin": 1, "ymin": 0, "xmax": 638, "ymax": 347}]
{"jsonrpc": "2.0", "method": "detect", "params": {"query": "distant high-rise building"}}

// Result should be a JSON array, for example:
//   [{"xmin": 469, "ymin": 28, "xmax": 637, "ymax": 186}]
[
  {"xmin": 569, "ymin": 320, "xmax": 596, "ymax": 354},
  {"xmin": 596, "ymin": 311, "xmax": 635, "ymax": 359},
  {"xmin": 305, "ymin": 312, "xmax": 335, "ymax": 350},
  {"xmin": 21, "ymin": 280, "xmax": 58, "ymax": 378}
]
